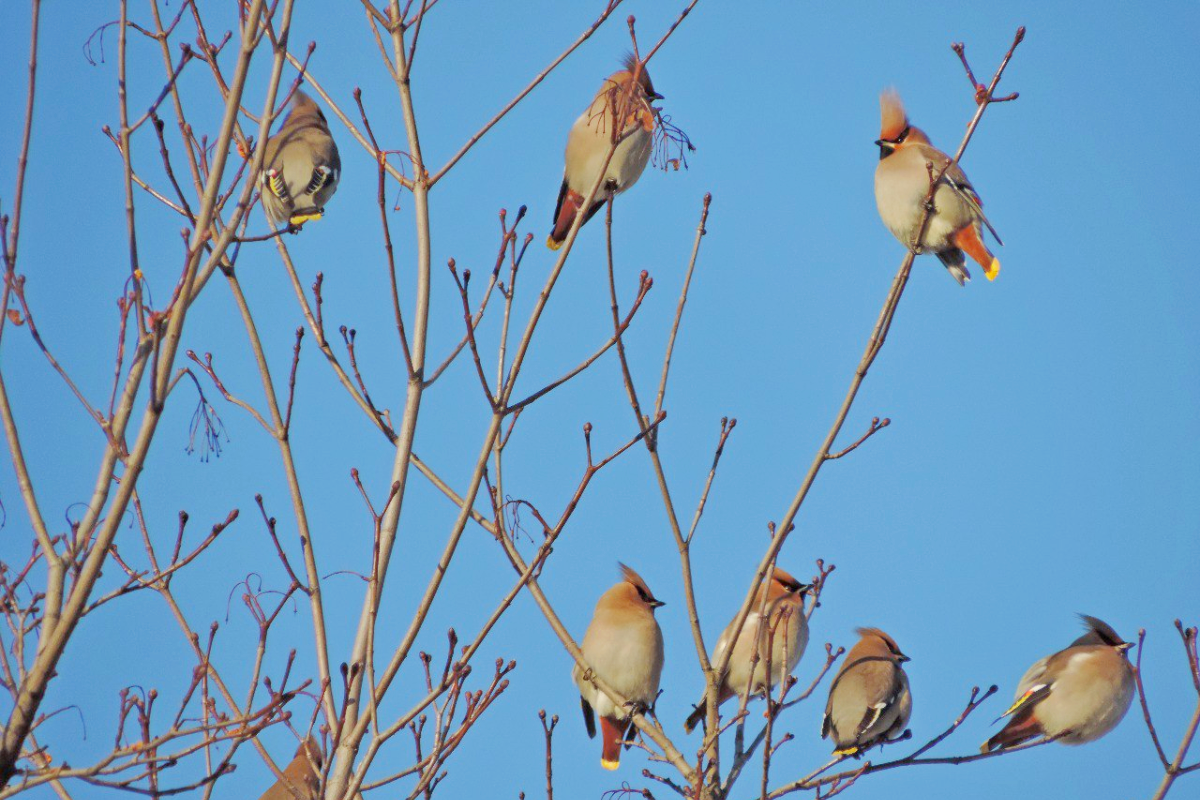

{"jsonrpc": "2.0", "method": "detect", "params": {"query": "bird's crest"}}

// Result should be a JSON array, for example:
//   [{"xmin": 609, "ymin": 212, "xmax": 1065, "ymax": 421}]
[
  {"xmin": 290, "ymin": 89, "xmax": 317, "ymax": 111},
  {"xmin": 770, "ymin": 567, "xmax": 808, "ymax": 595},
  {"xmin": 620, "ymin": 52, "xmax": 657, "ymax": 100},
  {"xmin": 856, "ymin": 627, "xmax": 903, "ymax": 655},
  {"xmin": 1073, "ymin": 614, "xmax": 1127, "ymax": 648},
  {"xmin": 879, "ymin": 88, "xmax": 909, "ymax": 141},
  {"xmin": 618, "ymin": 563, "xmax": 658, "ymax": 605},
  {"xmin": 614, "ymin": 566, "xmax": 662, "ymax": 609}
]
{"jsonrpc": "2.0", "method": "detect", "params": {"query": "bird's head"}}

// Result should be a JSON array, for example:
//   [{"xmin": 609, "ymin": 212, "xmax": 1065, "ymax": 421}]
[
  {"xmin": 857, "ymin": 626, "xmax": 911, "ymax": 664},
  {"xmin": 875, "ymin": 89, "xmax": 929, "ymax": 159},
  {"xmin": 618, "ymin": 53, "xmax": 664, "ymax": 102},
  {"xmin": 618, "ymin": 562, "xmax": 666, "ymax": 611},
  {"xmin": 767, "ymin": 567, "xmax": 811, "ymax": 600}
]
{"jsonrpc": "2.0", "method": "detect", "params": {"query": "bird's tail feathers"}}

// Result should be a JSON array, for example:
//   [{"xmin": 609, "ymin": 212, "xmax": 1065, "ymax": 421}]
[
  {"xmin": 548, "ymin": 189, "xmax": 585, "ymax": 249},
  {"xmin": 684, "ymin": 699, "xmax": 707, "ymax": 733},
  {"xmin": 289, "ymin": 209, "xmax": 324, "ymax": 226},
  {"xmin": 599, "ymin": 716, "xmax": 626, "ymax": 770},
  {"xmin": 981, "ymin": 711, "xmax": 1042, "ymax": 753},
  {"xmin": 952, "ymin": 225, "xmax": 1000, "ymax": 281}
]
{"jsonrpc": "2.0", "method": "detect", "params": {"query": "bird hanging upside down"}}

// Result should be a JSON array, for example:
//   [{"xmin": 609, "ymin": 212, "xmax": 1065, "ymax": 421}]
[{"xmin": 260, "ymin": 90, "xmax": 341, "ymax": 229}]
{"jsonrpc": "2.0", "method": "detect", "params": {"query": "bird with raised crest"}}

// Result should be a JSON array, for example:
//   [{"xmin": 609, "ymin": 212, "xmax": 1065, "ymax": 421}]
[
  {"xmin": 684, "ymin": 567, "xmax": 810, "ymax": 733},
  {"xmin": 573, "ymin": 563, "xmax": 666, "ymax": 770},
  {"xmin": 821, "ymin": 627, "xmax": 913, "ymax": 756},
  {"xmin": 874, "ymin": 88, "xmax": 1002, "ymax": 285},
  {"xmin": 547, "ymin": 56, "xmax": 663, "ymax": 250},
  {"xmin": 981, "ymin": 615, "xmax": 1135, "ymax": 753}
]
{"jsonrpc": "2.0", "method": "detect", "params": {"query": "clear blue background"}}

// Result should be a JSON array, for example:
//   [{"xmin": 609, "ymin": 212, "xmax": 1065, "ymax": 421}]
[{"xmin": 1, "ymin": 2, "xmax": 1197, "ymax": 798}]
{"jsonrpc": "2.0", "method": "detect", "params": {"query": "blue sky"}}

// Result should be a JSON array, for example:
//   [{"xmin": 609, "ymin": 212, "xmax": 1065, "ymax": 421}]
[{"xmin": 1, "ymin": 1, "xmax": 1198, "ymax": 799}]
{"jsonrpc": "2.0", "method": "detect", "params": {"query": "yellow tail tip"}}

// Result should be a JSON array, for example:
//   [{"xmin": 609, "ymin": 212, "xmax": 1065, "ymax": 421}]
[
  {"xmin": 979, "ymin": 741, "xmax": 991, "ymax": 754},
  {"xmin": 600, "ymin": 758, "xmax": 620, "ymax": 771},
  {"xmin": 984, "ymin": 257, "xmax": 1000, "ymax": 281},
  {"xmin": 546, "ymin": 235, "xmax": 563, "ymax": 251},
  {"xmin": 289, "ymin": 211, "xmax": 323, "ymax": 225},
  {"xmin": 834, "ymin": 746, "xmax": 860, "ymax": 757}
]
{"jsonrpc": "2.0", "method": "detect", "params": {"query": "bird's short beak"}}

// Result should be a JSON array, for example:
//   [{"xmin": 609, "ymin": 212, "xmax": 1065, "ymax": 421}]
[
  {"xmin": 650, "ymin": 599, "xmax": 666, "ymax": 609},
  {"xmin": 898, "ymin": 654, "xmax": 912, "ymax": 663},
  {"xmin": 875, "ymin": 139, "xmax": 895, "ymax": 160},
  {"xmin": 650, "ymin": 91, "xmax": 665, "ymax": 101},
  {"xmin": 1118, "ymin": 642, "xmax": 1135, "ymax": 652},
  {"xmin": 874, "ymin": 139, "xmax": 884, "ymax": 146},
  {"xmin": 795, "ymin": 583, "xmax": 813, "ymax": 596}
]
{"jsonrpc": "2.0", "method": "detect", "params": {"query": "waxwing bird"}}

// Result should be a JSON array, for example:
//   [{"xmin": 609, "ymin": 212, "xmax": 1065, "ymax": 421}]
[
  {"xmin": 257, "ymin": 736, "xmax": 321, "ymax": 800},
  {"xmin": 684, "ymin": 567, "xmax": 811, "ymax": 733},
  {"xmin": 821, "ymin": 628, "xmax": 912, "ymax": 756},
  {"xmin": 573, "ymin": 563, "xmax": 666, "ymax": 770},
  {"xmin": 981, "ymin": 615, "xmax": 1135, "ymax": 753},
  {"xmin": 874, "ymin": 89, "xmax": 1002, "ymax": 285},
  {"xmin": 260, "ymin": 90, "xmax": 341, "ymax": 228},
  {"xmin": 547, "ymin": 56, "xmax": 663, "ymax": 249}
]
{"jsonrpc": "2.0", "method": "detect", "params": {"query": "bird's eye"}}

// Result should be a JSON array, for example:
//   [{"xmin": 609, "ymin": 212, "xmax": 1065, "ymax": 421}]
[{"xmin": 896, "ymin": 127, "xmax": 910, "ymax": 143}]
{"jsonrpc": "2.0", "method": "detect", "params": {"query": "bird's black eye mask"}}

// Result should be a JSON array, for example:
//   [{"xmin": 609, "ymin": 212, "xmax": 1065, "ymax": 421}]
[
  {"xmin": 876, "ymin": 126, "xmax": 909, "ymax": 160},
  {"xmin": 777, "ymin": 576, "xmax": 805, "ymax": 594},
  {"xmin": 633, "ymin": 585, "xmax": 665, "ymax": 608}
]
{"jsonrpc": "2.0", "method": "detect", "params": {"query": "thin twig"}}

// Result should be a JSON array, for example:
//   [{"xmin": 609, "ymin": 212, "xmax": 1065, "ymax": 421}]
[
  {"xmin": 824, "ymin": 417, "xmax": 890, "ymax": 461},
  {"xmin": 1147, "ymin": 622, "xmax": 1200, "ymax": 800},
  {"xmin": 427, "ymin": 0, "xmax": 627, "ymax": 186},
  {"xmin": 1138, "ymin": 629, "xmax": 1173, "ymax": 769},
  {"xmin": 717, "ymin": 37, "xmax": 1027, "ymax": 777},
  {"xmin": 540, "ymin": 710, "xmax": 557, "ymax": 800}
]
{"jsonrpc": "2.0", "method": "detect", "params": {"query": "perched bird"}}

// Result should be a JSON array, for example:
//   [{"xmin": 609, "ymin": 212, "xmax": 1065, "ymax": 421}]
[
  {"xmin": 260, "ymin": 90, "xmax": 341, "ymax": 228},
  {"xmin": 573, "ymin": 563, "xmax": 666, "ymax": 770},
  {"xmin": 821, "ymin": 628, "xmax": 912, "ymax": 756},
  {"xmin": 684, "ymin": 567, "xmax": 811, "ymax": 733},
  {"xmin": 257, "ymin": 736, "xmax": 321, "ymax": 800},
  {"xmin": 981, "ymin": 615, "xmax": 1135, "ymax": 753},
  {"xmin": 874, "ymin": 89, "xmax": 1002, "ymax": 285},
  {"xmin": 547, "ymin": 56, "xmax": 663, "ymax": 249}
]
